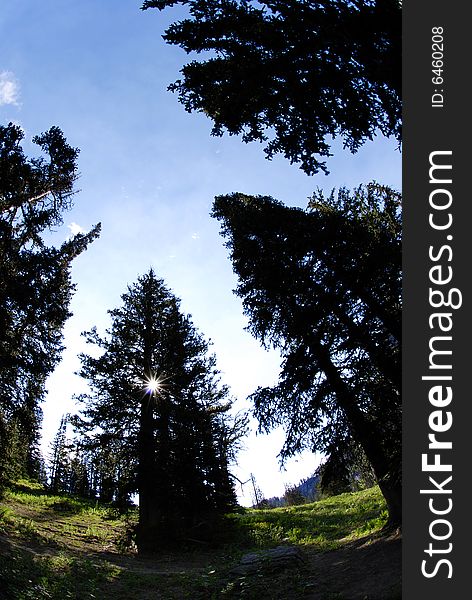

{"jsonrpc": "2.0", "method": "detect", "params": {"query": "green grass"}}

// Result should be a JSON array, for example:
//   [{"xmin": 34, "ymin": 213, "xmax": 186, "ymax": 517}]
[
  {"xmin": 0, "ymin": 481, "xmax": 391, "ymax": 599},
  {"xmin": 232, "ymin": 486, "xmax": 388, "ymax": 550},
  {"xmin": 0, "ymin": 549, "xmax": 119, "ymax": 600},
  {"xmin": 5, "ymin": 480, "xmax": 126, "ymax": 519}
]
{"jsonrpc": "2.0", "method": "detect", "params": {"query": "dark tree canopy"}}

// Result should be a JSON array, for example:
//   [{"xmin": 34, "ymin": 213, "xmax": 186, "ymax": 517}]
[
  {"xmin": 211, "ymin": 183, "xmax": 401, "ymax": 524},
  {"xmin": 142, "ymin": 0, "xmax": 401, "ymax": 174},
  {"xmin": 75, "ymin": 270, "xmax": 242, "ymax": 550},
  {"xmin": 0, "ymin": 123, "xmax": 100, "ymax": 493}
]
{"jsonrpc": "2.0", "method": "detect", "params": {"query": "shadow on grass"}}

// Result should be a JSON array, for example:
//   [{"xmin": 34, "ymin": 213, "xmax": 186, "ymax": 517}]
[{"xmin": 0, "ymin": 540, "xmax": 117, "ymax": 600}]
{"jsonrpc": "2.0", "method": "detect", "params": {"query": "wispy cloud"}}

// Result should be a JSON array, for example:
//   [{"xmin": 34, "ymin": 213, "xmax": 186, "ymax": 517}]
[
  {"xmin": 0, "ymin": 71, "xmax": 20, "ymax": 106},
  {"xmin": 191, "ymin": 232, "xmax": 200, "ymax": 240},
  {"xmin": 68, "ymin": 222, "xmax": 85, "ymax": 237}
]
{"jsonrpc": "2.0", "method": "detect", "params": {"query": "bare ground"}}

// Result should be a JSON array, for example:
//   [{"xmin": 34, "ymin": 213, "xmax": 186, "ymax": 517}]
[{"xmin": 302, "ymin": 529, "xmax": 401, "ymax": 599}]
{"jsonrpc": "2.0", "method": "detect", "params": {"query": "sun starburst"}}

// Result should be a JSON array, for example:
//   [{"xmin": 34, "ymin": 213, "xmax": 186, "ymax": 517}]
[
  {"xmin": 145, "ymin": 376, "xmax": 161, "ymax": 395},
  {"xmin": 140, "ymin": 372, "xmax": 171, "ymax": 397}
]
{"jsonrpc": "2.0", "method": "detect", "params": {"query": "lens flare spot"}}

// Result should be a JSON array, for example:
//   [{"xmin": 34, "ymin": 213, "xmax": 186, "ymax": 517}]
[
  {"xmin": 145, "ymin": 376, "xmax": 161, "ymax": 395},
  {"xmin": 140, "ymin": 373, "xmax": 171, "ymax": 397}
]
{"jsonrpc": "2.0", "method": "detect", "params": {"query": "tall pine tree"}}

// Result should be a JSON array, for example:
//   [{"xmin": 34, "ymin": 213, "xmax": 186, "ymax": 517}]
[
  {"xmin": 211, "ymin": 183, "xmax": 402, "ymax": 525},
  {"xmin": 75, "ymin": 270, "xmax": 240, "ymax": 551},
  {"xmin": 0, "ymin": 123, "xmax": 100, "ymax": 494},
  {"xmin": 49, "ymin": 414, "xmax": 70, "ymax": 493}
]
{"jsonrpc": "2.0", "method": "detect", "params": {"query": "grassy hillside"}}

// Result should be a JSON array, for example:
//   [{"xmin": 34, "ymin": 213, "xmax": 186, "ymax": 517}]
[{"xmin": 0, "ymin": 481, "xmax": 400, "ymax": 599}]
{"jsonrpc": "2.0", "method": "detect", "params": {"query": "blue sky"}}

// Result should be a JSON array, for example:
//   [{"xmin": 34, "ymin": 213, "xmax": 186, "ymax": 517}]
[{"xmin": 1, "ymin": 0, "xmax": 401, "ymax": 504}]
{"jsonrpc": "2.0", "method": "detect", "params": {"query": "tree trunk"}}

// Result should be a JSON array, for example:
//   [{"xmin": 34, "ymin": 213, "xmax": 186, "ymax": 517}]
[
  {"xmin": 136, "ymin": 394, "xmax": 160, "ymax": 552},
  {"xmin": 316, "ymin": 339, "xmax": 402, "ymax": 527},
  {"xmin": 377, "ymin": 475, "xmax": 402, "ymax": 527},
  {"xmin": 136, "ymin": 370, "xmax": 174, "ymax": 552}
]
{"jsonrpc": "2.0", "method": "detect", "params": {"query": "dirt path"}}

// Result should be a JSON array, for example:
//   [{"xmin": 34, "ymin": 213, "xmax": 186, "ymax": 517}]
[
  {"xmin": 2, "ymin": 522, "xmax": 401, "ymax": 598},
  {"xmin": 2, "ymin": 494, "xmax": 402, "ymax": 598},
  {"xmin": 302, "ymin": 530, "xmax": 401, "ymax": 599},
  {"xmin": 107, "ymin": 530, "xmax": 402, "ymax": 599}
]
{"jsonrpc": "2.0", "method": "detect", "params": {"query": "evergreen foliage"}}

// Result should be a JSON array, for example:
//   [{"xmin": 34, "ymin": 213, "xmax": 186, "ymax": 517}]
[
  {"xmin": 315, "ymin": 442, "xmax": 376, "ymax": 497},
  {"xmin": 75, "ymin": 270, "xmax": 243, "ymax": 551},
  {"xmin": 49, "ymin": 414, "xmax": 71, "ymax": 494},
  {"xmin": 142, "ymin": 0, "xmax": 401, "ymax": 174},
  {"xmin": 283, "ymin": 482, "xmax": 307, "ymax": 507},
  {"xmin": 211, "ymin": 183, "xmax": 401, "ymax": 524},
  {"xmin": 0, "ymin": 123, "xmax": 100, "ymax": 495}
]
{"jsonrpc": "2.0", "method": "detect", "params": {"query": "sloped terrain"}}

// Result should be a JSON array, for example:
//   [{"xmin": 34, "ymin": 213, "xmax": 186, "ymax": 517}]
[{"xmin": 0, "ymin": 481, "xmax": 401, "ymax": 599}]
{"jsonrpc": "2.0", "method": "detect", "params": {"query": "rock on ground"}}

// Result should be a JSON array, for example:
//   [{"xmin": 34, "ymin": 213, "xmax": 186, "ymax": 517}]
[{"xmin": 231, "ymin": 545, "xmax": 305, "ymax": 575}]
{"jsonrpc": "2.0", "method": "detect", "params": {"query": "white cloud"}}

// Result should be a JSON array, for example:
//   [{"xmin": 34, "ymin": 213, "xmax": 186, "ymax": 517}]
[
  {"xmin": 191, "ymin": 232, "xmax": 200, "ymax": 240},
  {"xmin": 68, "ymin": 222, "xmax": 85, "ymax": 236},
  {"xmin": 0, "ymin": 71, "xmax": 20, "ymax": 106}
]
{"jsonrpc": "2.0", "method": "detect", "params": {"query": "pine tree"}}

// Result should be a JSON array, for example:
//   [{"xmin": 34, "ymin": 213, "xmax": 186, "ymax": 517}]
[
  {"xmin": 67, "ymin": 452, "xmax": 91, "ymax": 498},
  {"xmin": 142, "ymin": 0, "xmax": 401, "ymax": 175},
  {"xmin": 211, "ymin": 183, "xmax": 402, "ymax": 525},
  {"xmin": 75, "ymin": 270, "xmax": 240, "ymax": 551},
  {"xmin": 49, "ymin": 414, "xmax": 70, "ymax": 493},
  {"xmin": 0, "ymin": 123, "xmax": 100, "ymax": 495}
]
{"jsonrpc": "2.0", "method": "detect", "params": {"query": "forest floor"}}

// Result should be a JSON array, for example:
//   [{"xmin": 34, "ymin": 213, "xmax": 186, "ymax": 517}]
[{"xmin": 0, "ymin": 481, "xmax": 401, "ymax": 599}]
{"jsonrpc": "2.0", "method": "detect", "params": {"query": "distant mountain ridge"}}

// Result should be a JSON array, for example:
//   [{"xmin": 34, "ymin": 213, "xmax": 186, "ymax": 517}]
[{"xmin": 265, "ymin": 474, "xmax": 320, "ymax": 508}]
